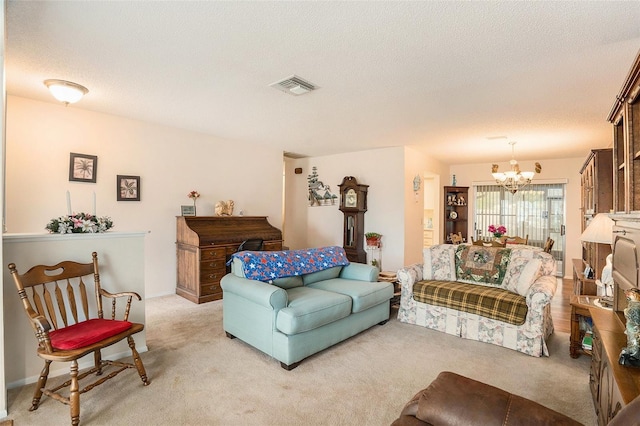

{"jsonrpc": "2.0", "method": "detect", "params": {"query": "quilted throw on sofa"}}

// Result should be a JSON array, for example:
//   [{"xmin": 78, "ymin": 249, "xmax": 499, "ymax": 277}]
[
  {"xmin": 455, "ymin": 245, "xmax": 511, "ymax": 286},
  {"xmin": 230, "ymin": 245, "xmax": 350, "ymax": 281}
]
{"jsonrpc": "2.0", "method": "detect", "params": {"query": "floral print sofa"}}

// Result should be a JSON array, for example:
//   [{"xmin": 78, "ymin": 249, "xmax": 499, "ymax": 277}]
[{"xmin": 397, "ymin": 244, "xmax": 557, "ymax": 357}]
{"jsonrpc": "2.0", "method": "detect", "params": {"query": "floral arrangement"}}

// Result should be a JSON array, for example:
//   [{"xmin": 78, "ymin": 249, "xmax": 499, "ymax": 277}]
[
  {"xmin": 488, "ymin": 224, "xmax": 507, "ymax": 238},
  {"xmin": 188, "ymin": 190, "xmax": 200, "ymax": 206},
  {"xmin": 46, "ymin": 213, "xmax": 113, "ymax": 234}
]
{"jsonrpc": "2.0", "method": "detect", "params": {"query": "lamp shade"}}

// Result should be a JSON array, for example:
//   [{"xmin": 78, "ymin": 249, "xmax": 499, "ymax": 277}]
[{"xmin": 580, "ymin": 213, "xmax": 614, "ymax": 244}]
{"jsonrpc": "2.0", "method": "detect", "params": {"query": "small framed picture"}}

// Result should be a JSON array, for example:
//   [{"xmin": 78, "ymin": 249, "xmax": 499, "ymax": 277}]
[
  {"xmin": 69, "ymin": 153, "xmax": 98, "ymax": 183},
  {"xmin": 117, "ymin": 175, "xmax": 141, "ymax": 201},
  {"xmin": 181, "ymin": 205, "xmax": 196, "ymax": 216}
]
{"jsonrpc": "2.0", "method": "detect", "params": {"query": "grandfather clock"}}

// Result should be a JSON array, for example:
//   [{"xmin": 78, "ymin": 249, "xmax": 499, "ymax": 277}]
[{"xmin": 338, "ymin": 176, "xmax": 368, "ymax": 263}]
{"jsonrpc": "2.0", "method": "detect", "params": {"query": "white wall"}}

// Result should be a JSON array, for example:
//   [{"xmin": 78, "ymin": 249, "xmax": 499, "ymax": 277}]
[
  {"xmin": 285, "ymin": 147, "xmax": 406, "ymax": 272},
  {"xmin": 6, "ymin": 96, "xmax": 284, "ymax": 298},
  {"xmin": 283, "ymin": 146, "xmax": 449, "ymax": 272},
  {"xmin": 450, "ymin": 156, "xmax": 585, "ymax": 277}
]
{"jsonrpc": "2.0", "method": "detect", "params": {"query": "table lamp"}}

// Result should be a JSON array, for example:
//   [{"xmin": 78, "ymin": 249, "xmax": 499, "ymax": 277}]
[{"xmin": 580, "ymin": 213, "xmax": 614, "ymax": 296}]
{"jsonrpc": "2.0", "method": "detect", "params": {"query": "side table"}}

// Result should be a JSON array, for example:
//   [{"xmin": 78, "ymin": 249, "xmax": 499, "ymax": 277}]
[
  {"xmin": 570, "ymin": 294, "xmax": 606, "ymax": 358},
  {"xmin": 379, "ymin": 271, "xmax": 400, "ymax": 308}
]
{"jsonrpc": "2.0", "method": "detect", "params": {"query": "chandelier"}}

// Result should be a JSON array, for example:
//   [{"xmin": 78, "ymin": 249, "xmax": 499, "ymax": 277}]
[{"xmin": 491, "ymin": 141, "xmax": 541, "ymax": 194}]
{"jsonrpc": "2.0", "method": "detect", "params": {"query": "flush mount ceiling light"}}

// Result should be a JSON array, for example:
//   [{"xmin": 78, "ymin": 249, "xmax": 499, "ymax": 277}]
[
  {"xmin": 270, "ymin": 75, "xmax": 318, "ymax": 96},
  {"xmin": 491, "ymin": 141, "xmax": 542, "ymax": 194},
  {"xmin": 44, "ymin": 79, "xmax": 89, "ymax": 106}
]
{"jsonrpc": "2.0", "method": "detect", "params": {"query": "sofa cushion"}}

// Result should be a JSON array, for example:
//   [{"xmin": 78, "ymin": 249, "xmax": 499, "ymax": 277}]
[
  {"xmin": 455, "ymin": 245, "xmax": 511, "ymax": 287},
  {"xmin": 276, "ymin": 287, "xmax": 352, "ymax": 335},
  {"xmin": 423, "ymin": 245, "xmax": 457, "ymax": 281},
  {"xmin": 503, "ymin": 257, "xmax": 542, "ymax": 296},
  {"xmin": 302, "ymin": 266, "xmax": 342, "ymax": 285},
  {"xmin": 412, "ymin": 280, "xmax": 528, "ymax": 325},
  {"xmin": 307, "ymin": 279, "xmax": 393, "ymax": 313}
]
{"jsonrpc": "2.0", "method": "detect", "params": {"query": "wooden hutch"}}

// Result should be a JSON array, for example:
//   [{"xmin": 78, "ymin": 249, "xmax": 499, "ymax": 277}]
[
  {"xmin": 579, "ymin": 148, "xmax": 613, "ymax": 285},
  {"xmin": 443, "ymin": 186, "xmax": 468, "ymax": 243},
  {"xmin": 587, "ymin": 50, "xmax": 640, "ymax": 425},
  {"xmin": 176, "ymin": 216, "xmax": 282, "ymax": 304}
]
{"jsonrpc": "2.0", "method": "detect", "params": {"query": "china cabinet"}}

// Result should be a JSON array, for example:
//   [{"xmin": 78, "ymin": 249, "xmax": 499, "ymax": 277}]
[
  {"xmin": 443, "ymin": 186, "xmax": 468, "ymax": 243},
  {"xmin": 579, "ymin": 149, "xmax": 613, "ymax": 282}
]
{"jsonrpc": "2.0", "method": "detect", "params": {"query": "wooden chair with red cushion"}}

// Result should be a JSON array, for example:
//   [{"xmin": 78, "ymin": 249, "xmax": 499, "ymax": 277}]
[{"xmin": 8, "ymin": 251, "xmax": 150, "ymax": 426}]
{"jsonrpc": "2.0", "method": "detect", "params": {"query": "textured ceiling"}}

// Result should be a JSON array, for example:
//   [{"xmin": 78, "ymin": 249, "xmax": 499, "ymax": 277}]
[{"xmin": 6, "ymin": 1, "xmax": 640, "ymax": 164}]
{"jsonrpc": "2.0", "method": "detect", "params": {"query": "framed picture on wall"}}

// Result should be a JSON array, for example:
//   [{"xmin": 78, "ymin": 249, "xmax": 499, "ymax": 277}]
[
  {"xmin": 117, "ymin": 175, "xmax": 141, "ymax": 201},
  {"xmin": 69, "ymin": 153, "xmax": 98, "ymax": 183}
]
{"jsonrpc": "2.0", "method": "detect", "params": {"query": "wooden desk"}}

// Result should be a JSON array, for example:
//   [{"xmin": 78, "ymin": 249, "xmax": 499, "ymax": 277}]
[
  {"xmin": 176, "ymin": 216, "xmax": 282, "ymax": 304},
  {"xmin": 572, "ymin": 258, "xmax": 597, "ymax": 295}
]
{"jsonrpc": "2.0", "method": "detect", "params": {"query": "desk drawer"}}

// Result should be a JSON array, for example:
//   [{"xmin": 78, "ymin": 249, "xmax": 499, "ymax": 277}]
[
  {"xmin": 201, "ymin": 283, "xmax": 222, "ymax": 296},
  {"xmin": 200, "ymin": 269, "xmax": 225, "ymax": 283},
  {"xmin": 201, "ymin": 247, "xmax": 226, "ymax": 261},
  {"xmin": 200, "ymin": 259, "xmax": 225, "ymax": 270}
]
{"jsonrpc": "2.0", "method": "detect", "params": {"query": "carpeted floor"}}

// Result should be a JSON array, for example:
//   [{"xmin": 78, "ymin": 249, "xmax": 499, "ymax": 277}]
[{"xmin": 4, "ymin": 294, "xmax": 596, "ymax": 425}]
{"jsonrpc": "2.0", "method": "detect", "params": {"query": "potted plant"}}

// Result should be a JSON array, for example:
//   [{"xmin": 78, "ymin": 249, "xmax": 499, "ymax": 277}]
[{"xmin": 365, "ymin": 232, "xmax": 382, "ymax": 247}]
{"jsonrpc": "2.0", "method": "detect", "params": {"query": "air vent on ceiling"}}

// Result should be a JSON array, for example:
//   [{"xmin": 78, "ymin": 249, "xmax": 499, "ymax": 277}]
[{"xmin": 270, "ymin": 75, "xmax": 319, "ymax": 96}]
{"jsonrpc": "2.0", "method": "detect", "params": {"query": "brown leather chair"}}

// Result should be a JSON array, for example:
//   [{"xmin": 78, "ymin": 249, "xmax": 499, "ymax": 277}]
[{"xmin": 391, "ymin": 371, "xmax": 640, "ymax": 426}]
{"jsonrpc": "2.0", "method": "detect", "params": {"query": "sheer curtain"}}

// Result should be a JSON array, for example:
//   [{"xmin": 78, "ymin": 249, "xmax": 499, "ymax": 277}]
[{"xmin": 473, "ymin": 183, "xmax": 565, "ymax": 276}]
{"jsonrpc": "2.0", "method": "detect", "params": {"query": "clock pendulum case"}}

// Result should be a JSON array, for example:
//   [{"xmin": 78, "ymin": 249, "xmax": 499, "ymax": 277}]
[{"xmin": 338, "ymin": 176, "xmax": 369, "ymax": 263}]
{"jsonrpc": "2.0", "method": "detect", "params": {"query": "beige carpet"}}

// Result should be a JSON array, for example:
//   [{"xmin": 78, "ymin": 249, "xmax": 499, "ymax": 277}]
[{"xmin": 5, "ymin": 295, "xmax": 595, "ymax": 425}]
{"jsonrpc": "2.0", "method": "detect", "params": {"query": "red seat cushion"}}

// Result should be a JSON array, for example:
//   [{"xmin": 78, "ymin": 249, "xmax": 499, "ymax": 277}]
[{"xmin": 49, "ymin": 318, "xmax": 133, "ymax": 350}]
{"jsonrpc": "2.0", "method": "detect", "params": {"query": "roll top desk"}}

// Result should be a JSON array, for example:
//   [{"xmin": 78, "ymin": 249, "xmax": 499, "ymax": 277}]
[{"xmin": 176, "ymin": 216, "xmax": 283, "ymax": 303}]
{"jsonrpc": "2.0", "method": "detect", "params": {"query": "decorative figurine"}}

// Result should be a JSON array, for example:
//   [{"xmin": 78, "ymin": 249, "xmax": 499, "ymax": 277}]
[
  {"xmin": 215, "ymin": 200, "xmax": 234, "ymax": 216},
  {"xmin": 619, "ymin": 288, "xmax": 640, "ymax": 367}
]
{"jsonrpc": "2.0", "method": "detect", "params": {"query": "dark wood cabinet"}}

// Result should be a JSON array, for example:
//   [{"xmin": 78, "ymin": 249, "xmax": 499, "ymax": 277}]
[
  {"xmin": 589, "ymin": 308, "xmax": 640, "ymax": 425},
  {"xmin": 580, "ymin": 149, "xmax": 613, "ymax": 283},
  {"xmin": 608, "ymin": 50, "xmax": 640, "ymax": 213},
  {"xmin": 176, "ymin": 216, "xmax": 282, "ymax": 303},
  {"xmin": 443, "ymin": 186, "xmax": 468, "ymax": 243}
]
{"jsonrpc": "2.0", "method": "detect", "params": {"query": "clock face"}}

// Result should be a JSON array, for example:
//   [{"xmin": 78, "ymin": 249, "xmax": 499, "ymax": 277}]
[{"xmin": 345, "ymin": 189, "xmax": 357, "ymax": 208}]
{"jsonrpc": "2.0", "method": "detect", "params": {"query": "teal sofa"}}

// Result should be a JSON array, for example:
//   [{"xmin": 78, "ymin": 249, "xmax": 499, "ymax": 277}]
[{"xmin": 220, "ymin": 246, "xmax": 393, "ymax": 370}]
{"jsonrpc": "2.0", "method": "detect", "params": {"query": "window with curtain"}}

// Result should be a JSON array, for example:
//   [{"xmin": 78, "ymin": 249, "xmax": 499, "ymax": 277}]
[{"xmin": 473, "ymin": 183, "xmax": 565, "ymax": 276}]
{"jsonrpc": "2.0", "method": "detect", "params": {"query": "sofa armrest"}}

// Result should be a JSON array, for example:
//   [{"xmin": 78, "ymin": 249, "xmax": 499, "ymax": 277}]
[
  {"xmin": 339, "ymin": 263, "xmax": 379, "ymax": 282},
  {"xmin": 525, "ymin": 274, "xmax": 557, "ymax": 310},
  {"xmin": 397, "ymin": 263, "xmax": 424, "ymax": 298},
  {"xmin": 220, "ymin": 274, "xmax": 288, "ymax": 310}
]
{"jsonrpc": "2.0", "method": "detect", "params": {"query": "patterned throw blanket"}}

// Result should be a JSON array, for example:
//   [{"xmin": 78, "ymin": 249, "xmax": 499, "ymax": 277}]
[{"xmin": 230, "ymin": 246, "xmax": 350, "ymax": 281}]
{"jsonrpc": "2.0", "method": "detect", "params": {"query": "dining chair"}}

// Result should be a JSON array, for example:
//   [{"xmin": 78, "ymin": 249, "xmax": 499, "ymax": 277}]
[{"xmin": 543, "ymin": 237, "xmax": 555, "ymax": 253}]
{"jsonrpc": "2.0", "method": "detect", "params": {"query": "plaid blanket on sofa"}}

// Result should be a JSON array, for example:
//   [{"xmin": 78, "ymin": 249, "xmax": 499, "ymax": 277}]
[{"xmin": 412, "ymin": 279, "xmax": 528, "ymax": 325}]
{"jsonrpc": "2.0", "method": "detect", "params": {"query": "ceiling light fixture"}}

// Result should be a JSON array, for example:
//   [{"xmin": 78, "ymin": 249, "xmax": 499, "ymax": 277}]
[
  {"xmin": 491, "ymin": 141, "xmax": 541, "ymax": 194},
  {"xmin": 44, "ymin": 79, "xmax": 89, "ymax": 106}
]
